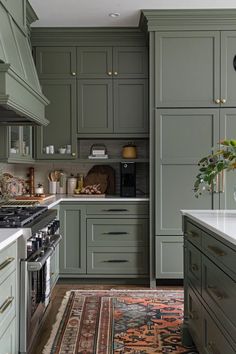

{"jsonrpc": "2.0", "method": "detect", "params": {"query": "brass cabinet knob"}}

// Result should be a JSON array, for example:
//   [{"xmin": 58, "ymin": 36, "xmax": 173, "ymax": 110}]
[
  {"xmin": 221, "ymin": 98, "xmax": 226, "ymax": 104},
  {"xmin": 214, "ymin": 99, "xmax": 220, "ymax": 104},
  {"xmin": 71, "ymin": 152, "xmax": 76, "ymax": 157},
  {"xmin": 114, "ymin": 71, "xmax": 118, "ymax": 76},
  {"xmin": 71, "ymin": 72, "xmax": 76, "ymax": 76},
  {"xmin": 108, "ymin": 71, "xmax": 112, "ymax": 76}
]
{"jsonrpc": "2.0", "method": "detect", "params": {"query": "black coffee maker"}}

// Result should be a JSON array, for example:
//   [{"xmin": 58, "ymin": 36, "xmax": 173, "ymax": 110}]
[{"xmin": 120, "ymin": 162, "xmax": 136, "ymax": 197}]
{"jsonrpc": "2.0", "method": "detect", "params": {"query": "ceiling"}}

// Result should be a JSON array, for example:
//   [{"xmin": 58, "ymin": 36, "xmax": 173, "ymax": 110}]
[{"xmin": 30, "ymin": 0, "xmax": 236, "ymax": 27}]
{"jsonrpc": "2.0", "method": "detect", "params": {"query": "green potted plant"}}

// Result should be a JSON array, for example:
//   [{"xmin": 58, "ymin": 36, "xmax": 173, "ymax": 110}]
[{"xmin": 194, "ymin": 139, "xmax": 236, "ymax": 197}]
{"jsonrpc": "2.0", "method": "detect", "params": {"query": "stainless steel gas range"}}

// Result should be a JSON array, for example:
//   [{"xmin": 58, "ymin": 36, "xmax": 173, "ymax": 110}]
[{"xmin": 0, "ymin": 206, "xmax": 61, "ymax": 354}]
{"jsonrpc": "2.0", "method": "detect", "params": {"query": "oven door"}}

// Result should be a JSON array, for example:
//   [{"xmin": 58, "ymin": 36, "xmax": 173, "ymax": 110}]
[{"xmin": 20, "ymin": 247, "xmax": 53, "ymax": 354}]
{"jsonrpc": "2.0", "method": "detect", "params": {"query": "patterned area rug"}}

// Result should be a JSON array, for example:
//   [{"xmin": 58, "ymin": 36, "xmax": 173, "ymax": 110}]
[{"xmin": 43, "ymin": 290, "xmax": 197, "ymax": 354}]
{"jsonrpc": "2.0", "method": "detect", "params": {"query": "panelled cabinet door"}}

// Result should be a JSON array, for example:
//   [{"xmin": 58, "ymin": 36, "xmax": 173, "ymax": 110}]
[
  {"xmin": 59, "ymin": 204, "xmax": 86, "ymax": 274},
  {"xmin": 155, "ymin": 109, "xmax": 220, "ymax": 235},
  {"xmin": 77, "ymin": 79, "xmax": 113, "ymax": 133},
  {"xmin": 155, "ymin": 235, "xmax": 183, "ymax": 278},
  {"xmin": 114, "ymin": 79, "xmax": 148, "ymax": 133},
  {"xmin": 77, "ymin": 47, "xmax": 112, "ymax": 79},
  {"xmin": 36, "ymin": 79, "xmax": 77, "ymax": 159},
  {"xmin": 221, "ymin": 32, "xmax": 236, "ymax": 107},
  {"xmin": 155, "ymin": 31, "xmax": 220, "ymax": 108},
  {"xmin": 36, "ymin": 47, "xmax": 76, "ymax": 79},
  {"xmin": 113, "ymin": 47, "xmax": 148, "ymax": 78},
  {"xmin": 219, "ymin": 108, "xmax": 236, "ymax": 209}
]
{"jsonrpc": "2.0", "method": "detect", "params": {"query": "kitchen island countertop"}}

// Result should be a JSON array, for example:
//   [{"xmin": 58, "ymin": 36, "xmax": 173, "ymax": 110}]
[{"xmin": 181, "ymin": 209, "xmax": 236, "ymax": 246}]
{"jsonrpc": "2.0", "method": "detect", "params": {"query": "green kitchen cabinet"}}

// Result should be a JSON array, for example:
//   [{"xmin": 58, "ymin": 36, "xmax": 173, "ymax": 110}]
[
  {"xmin": 0, "ymin": 0, "xmax": 26, "ymax": 30},
  {"xmin": 59, "ymin": 204, "xmax": 86, "ymax": 275},
  {"xmin": 36, "ymin": 47, "xmax": 76, "ymax": 79},
  {"xmin": 78, "ymin": 78, "xmax": 148, "ymax": 134},
  {"xmin": 0, "ymin": 125, "xmax": 34, "ymax": 163},
  {"xmin": 155, "ymin": 30, "xmax": 236, "ymax": 108},
  {"xmin": 36, "ymin": 79, "xmax": 77, "ymax": 159},
  {"xmin": 155, "ymin": 236, "xmax": 183, "ymax": 278},
  {"xmin": 77, "ymin": 79, "xmax": 113, "ymax": 133},
  {"xmin": 77, "ymin": 46, "xmax": 148, "ymax": 79},
  {"xmin": 155, "ymin": 108, "xmax": 220, "ymax": 236}
]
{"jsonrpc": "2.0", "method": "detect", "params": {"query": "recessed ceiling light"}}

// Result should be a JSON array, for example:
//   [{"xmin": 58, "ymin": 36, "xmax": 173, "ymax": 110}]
[{"xmin": 109, "ymin": 12, "xmax": 120, "ymax": 18}]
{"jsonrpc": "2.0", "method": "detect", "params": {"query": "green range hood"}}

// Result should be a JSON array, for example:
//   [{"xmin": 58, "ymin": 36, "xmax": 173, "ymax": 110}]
[{"xmin": 0, "ymin": 0, "xmax": 49, "ymax": 126}]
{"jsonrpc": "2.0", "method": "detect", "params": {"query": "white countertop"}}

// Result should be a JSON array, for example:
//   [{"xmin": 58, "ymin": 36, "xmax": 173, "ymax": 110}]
[
  {"xmin": 41, "ymin": 195, "xmax": 149, "ymax": 209},
  {"xmin": 0, "ymin": 228, "xmax": 22, "ymax": 251},
  {"xmin": 182, "ymin": 210, "xmax": 236, "ymax": 246}
]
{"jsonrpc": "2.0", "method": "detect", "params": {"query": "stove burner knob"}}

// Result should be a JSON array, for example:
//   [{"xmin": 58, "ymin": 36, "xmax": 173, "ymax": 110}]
[{"xmin": 40, "ymin": 250, "xmax": 45, "ymax": 256}]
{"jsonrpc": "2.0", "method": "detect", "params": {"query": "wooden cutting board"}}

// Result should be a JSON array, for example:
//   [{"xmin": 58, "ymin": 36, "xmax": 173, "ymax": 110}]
[{"xmin": 14, "ymin": 194, "xmax": 55, "ymax": 202}]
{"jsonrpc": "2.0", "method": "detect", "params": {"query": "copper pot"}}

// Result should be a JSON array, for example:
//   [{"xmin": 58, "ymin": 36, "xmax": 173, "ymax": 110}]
[{"xmin": 122, "ymin": 145, "xmax": 137, "ymax": 159}]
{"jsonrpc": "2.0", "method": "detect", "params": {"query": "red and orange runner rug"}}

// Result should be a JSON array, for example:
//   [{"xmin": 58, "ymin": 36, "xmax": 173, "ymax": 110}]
[{"xmin": 43, "ymin": 290, "xmax": 197, "ymax": 354}]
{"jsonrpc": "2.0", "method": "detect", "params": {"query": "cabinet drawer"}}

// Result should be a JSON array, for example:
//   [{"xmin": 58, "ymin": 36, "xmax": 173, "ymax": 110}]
[
  {"xmin": 87, "ymin": 247, "xmax": 148, "ymax": 275},
  {"xmin": 202, "ymin": 255, "xmax": 236, "ymax": 339},
  {"xmin": 185, "ymin": 221, "xmax": 202, "ymax": 248},
  {"xmin": 87, "ymin": 218, "xmax": 148, "ymax": 247},
  {"xmin": 0, "ymin": 271, "xmax": 16, "ymax": 336},
  {"xmin": 187, "ymin": 241, "xmax": 201, "ymax": 295},
  {"xmin": 202, "ymin": 231, "xmax": 236, "ymax": 276},
  {"xmin": 187, "ymin": 286, "xmax": 202, "ymax": 351},
  {"xmin": 0, "ymin": 319, "xmax": 16, "ymax": 354},
  {"xmin": 202, "ymin": 307, "xmax": 236, "ymax": 354},
  {"xmin": 86, "ymin": 203, "xmax": 148, "ymax": 216},
  {"xmin": 0, "ymin": 242, "xmax": 16, "ymax": 282}
]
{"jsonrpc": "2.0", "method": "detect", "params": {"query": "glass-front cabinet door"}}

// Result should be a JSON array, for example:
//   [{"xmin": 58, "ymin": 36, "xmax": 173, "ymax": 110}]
[{"xmin": 9, "ymin": 126, "xmax": 33, "ymax": 162}]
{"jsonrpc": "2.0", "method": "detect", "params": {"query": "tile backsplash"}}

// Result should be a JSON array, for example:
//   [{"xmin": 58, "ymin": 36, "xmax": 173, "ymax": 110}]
[{"xmin": 1, "ymin": 162, "xmax": 149, "ymax": 196}]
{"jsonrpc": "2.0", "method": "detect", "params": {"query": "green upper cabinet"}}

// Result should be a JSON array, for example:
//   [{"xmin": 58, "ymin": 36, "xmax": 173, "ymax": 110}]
[
  {"xmin": 114, "ymin": 79, "xmax": 148, "ymax": 133},
  {"xmin": 77, "ymin": 46, "xmax": 148, "ymax": 79},
  {"xmin": 0, "ymin": 126, "xmax": 34, "ymax": 163},
  {"xmin": 36, "ymin": 79, "xmax": 77, "ymax": 159},
  {"xmin": 155, "ymin": 30, "xmax": 236, "ymax": 108},
  {"xmin": 78, "ymin": 79, "xmax": 113, "ymax": 133},
  {"xmin": 77, "ymin": 47, "xmax": 112, "ymax": 79},
  {"xmin": 0, "ymin": 0, "xmax": 26, "ymax": 30},
  {"xmin": 35, "ymin": 47, "xmax": 76, "ymax": 79},
  {"xmin": 155, "ymin": 31, "xmax": 220, "ymax": 108}
]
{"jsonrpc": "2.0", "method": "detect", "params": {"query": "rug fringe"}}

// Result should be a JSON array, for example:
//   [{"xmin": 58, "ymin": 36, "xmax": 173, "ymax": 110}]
[{"xmin": 42, "ymin": 290, "xmax": 71, "ymax": 354}]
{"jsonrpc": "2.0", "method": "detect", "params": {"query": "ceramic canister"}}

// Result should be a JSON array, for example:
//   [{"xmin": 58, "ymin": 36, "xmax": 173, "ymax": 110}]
[{"xmin": 67, "ymin": 177, "xmax": 77, "ymax": 194}]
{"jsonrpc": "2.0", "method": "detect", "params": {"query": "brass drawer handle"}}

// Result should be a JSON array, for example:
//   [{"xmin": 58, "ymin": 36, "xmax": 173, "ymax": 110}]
[
  {"xmin": 0, "ymin": 257, "xmax": 15, "ymax": 271},
  {"xmin": 102, "ymin": 209, "xmax": 128, "ymax": 212},
  {"xmin": 208, "ymin": 285, "xmax": 226, "ymax": 301},
  {"xmin": 207, "ymin": 245, "xmax": 226, "ymax": 257},
  {"xmin": 186, "ymin": 231, "xmax": 199, "ymax": 238},
  {"xmin": 191, "ymin": 264, "xmax": 199, "ymax": 272},
  {"xmin": 103, "ymin": 260, "xmax": 128, "ymax": 263},
  {"xmin": 0, "ymin": 296, "xmax": 14, "ymax": 314},
  {"xmin": 103, "ymin": 232, "xmax": 129, "ymax": 235}
]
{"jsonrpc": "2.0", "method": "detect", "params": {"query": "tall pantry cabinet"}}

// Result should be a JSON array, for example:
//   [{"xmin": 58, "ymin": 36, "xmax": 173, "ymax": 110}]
[{"xmin": 141, "ymin": 10, "xmax": 236, "ymax": 285}]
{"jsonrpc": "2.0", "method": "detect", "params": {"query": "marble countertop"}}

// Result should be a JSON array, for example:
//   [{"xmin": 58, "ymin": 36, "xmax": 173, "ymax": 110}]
[
  {"xmin": 181, "ymin": 210, "xmax": 236, "ymax": 246},
  {"xmin": 41, "ymin": 194, "xmax": 149, "ymax": 209},
  {"xmin": 0, "ymin": 228, "xmax": 22, "ymax": 251}
]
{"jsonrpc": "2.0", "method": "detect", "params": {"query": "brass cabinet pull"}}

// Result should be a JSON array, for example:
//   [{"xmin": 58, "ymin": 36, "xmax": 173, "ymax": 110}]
[
  {"xmin": 0, "ymin": 257, "xmax": 14, "ymax": 271},
  {"xmin": 186, "ymin": 231, "xmax": 199, "ymax": 238},
  {"xmin": 71, "ymin": 72, "xmax": 76, "ymax": 76},
  {"xmin": 114, "ymin": 71, "xmax": 118, "ymax": 76},
  {"xmin": 108, "ymin": 71, "xmax": 112, "ymax": 76},
  {"xmin": 103, "ymin": 232, "xmax": 128, "ymax": 235},
  {"xmin": 0, "ymin": 296, "xmax": 14, "ymax": 314},
  {"xmin": 71, "ymin": 152, "xmax": 76, "ymax": 157},
  {"xmin": 214, "ymin": 98, "xmax": 220, "ymax": 104},
  {"xmin": 208, "ymin": 285, "xmax": 226, "ymax": 301},
  {"xmin": 103, "ymin": 260, "xmax": 128, "ymax": 263},
  {"xmin": 220, "ymin": 98, "xmax": 226, "ymax": 104},
  {"xmin": 191, "ymin": 264, "xmax": 199, "ymax": 272},
  {"xmin": 189, "ymin": 310, "xmax": 198, "ymax": 320},
  {"xmin": 207, "ymin": 245, "xmax": 226, "ymax": 257},
  {"xmin": 102, "ymin": 209, "xmax": 128, "ymax": 212}
]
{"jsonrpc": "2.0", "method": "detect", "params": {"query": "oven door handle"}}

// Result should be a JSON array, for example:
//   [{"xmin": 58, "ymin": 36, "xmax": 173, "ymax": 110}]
[
  {"xmin": 27, "ymin": 247, "xmax": 53, "ymax": 272},
  {"xmin": 49, "ymin": 234, "xmax": 62, "ymax": 249}
]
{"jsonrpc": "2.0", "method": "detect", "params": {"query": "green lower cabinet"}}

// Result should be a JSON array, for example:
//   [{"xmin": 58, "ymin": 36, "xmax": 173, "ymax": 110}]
[
  {"xmin": 186, "ymin": 286, "xmax": 203, "ymax": 352},
  {"xmin": 186, "ymin": 242, "xmax": 201, "ymax": 295},
  {"xmin": 0, "ymin": 319, "xmax": 16, "ymax": 354},
  {"xmin": 50, "ymin": 244, "xmax": 60, "ymax": 289},
  {"xmin": 87, "ymin": 247, "xmax": 148, "ymax": 275},
  {"xmin": 59, "ymin": 204, "xmax": 86, "ymax": 275},
  {"xmin": 155, "ymin": 236, "xmax": 183, "ymax": 278}
]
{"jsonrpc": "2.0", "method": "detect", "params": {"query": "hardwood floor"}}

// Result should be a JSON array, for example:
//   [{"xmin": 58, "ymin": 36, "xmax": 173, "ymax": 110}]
[{"xmin": 33, "ymin": 281, "xmax": 183, "ymax": 354}]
